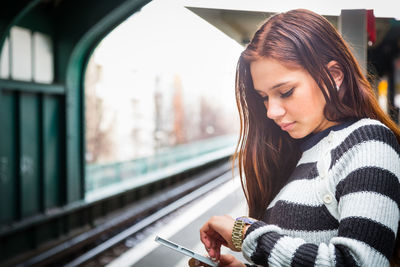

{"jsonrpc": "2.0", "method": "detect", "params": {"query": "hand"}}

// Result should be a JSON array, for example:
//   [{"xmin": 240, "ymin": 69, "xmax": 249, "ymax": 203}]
[
  {"xmin": 199, "ymin": 215, "xmax": 237, "ymax": 260},
  {"xmin": 188, "ymin": 254, "xmax": 246, "ymax": 267}
]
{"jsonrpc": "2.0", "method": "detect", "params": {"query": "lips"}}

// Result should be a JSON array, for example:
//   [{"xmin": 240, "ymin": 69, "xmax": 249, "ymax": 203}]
[{"xmin": 279, "ymin": 122, "xmax": 295, "ymax": 131}]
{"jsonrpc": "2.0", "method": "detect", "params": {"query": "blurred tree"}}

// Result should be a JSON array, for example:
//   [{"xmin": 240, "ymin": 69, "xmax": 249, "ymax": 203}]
[
  {"xmin": 199, "ymin": 96, "xmax": 233, "ymax": 139},
  {"xmin": 85, "ymin": 58, "xmax": 114, "ymax": 163},
  {"xmin": 173, "ymin": 74, "xmax": 186, "ymax": 144}
]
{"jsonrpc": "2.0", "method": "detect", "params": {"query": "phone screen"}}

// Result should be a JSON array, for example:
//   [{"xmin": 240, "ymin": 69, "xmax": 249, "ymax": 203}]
[{"xmin": 155, "ymin": 236, "xmax": 218, "ymax": 267}]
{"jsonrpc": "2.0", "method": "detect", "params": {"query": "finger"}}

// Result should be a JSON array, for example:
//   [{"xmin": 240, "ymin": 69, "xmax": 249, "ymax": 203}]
[
  {"xmin": 188, "ymin": 258, "xmax": 209, "ymax": 267},
  {"xmin": 201, "ymin": 228, "xmax": 218, "ymax": 250},
  {"xmin": 216, "ymin": 235, "xmax": 227, "ymax": 247},
  {"xmin": 200, "ymin": 231, "xmax": 211, "ymax": 248},
  {"xmin": 207, "ymin": 247, "xmax": 216, "ymax": 259},
  {"xmin": 188, "ymin": 258, "xmax": 196, "ymax": 267},
  {"xmin": 203, "ymin": 237, "xmax": 211, "ymax": 250},
  {"xmin": 210, "ymin": 238, "xmax": 217, "ymax": 257},
  {"xmin": 208, "ymin": 240, "xmax": 221, "ymax": 260},
  {"xmin": 215, "ymin": 240, "xmax": 222, "ymax": 260},
  {"xmin": 215, "ymin": 247, "xmax": 220, "ymax": 261},
  {"xmin": 219, "ymin": 254, "xmax": 235, "ymax": 264}
]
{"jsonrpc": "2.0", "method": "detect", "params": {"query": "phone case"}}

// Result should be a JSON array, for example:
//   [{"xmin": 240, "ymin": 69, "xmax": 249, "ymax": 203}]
[{"xmin": 155, "ymin": 236, "xmax": 218, "ymax": 267}]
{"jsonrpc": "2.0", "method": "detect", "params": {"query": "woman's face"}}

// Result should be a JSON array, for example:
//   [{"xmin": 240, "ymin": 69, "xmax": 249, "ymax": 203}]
[{"xmin": 250, "ymin": 57, "xmax": 337, "ymax": 139}]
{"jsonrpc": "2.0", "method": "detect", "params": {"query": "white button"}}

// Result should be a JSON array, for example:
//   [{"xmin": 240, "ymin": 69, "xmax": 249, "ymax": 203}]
[
  {"xmin": 323, "ymin": 194, "xmax": 333, "ymax": 204},
  {"xmin": 320, "ymin": 167, "xmax": 327, "ymax": 179}
]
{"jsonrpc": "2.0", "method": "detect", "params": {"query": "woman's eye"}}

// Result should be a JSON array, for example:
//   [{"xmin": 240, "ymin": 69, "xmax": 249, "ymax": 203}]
[
  {"xmin": 261, "ymin": 95, "xmax": 269, "ymax": 102},
  {"xmin": 281, "ymin": 88, "xmax": 294, "ymax": 98}
]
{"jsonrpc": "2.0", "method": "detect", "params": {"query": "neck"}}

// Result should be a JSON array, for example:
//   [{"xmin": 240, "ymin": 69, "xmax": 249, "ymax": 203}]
[{"xmin": 313, "ymin": 120, "xmax": 338, "ymax": 134}]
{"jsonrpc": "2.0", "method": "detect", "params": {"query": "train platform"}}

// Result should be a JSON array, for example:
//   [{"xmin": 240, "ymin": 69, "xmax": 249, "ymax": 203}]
[{"xmin": 108, "ymin": 176, "xmax": 248, "ymax": 267}]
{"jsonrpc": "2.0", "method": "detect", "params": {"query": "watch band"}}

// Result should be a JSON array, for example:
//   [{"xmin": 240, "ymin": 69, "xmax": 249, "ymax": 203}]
[{"xmin": 231, "ymin": 216, "xmax": 256, "ymax": 251}]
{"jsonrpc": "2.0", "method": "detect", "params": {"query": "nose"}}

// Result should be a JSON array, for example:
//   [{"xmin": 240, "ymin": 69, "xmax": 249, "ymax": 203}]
[{"xmin": 266, "ymin": 99, "xmax": 285, "ymax": 120}]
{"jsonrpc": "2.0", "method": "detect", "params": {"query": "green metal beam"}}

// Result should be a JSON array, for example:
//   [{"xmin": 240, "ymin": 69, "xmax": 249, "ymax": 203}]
[
  {"xmin": 0, "ymin": 79, "xmax": 65, "ymax": 94},
  {"xmin": 54, "ymin": 0, "xmax": 152, "ymax": 83},
  {"xmin": 57, "ymin": 0, "xmax": 152, "ymax": 203},
  {"xmin": 0, "ymin": 0, "xmax": 153, "ymax": 208}
]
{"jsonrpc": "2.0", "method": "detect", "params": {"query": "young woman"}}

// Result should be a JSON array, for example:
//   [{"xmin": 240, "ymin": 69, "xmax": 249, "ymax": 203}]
[{"xmin": 192, "ymin": 9, "xmax": 400, "ymax": 267}]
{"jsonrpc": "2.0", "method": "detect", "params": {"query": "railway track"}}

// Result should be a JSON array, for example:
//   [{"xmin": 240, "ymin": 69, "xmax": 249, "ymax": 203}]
[{"xmin": 17, "ymin": 161, "xmax": 234, "ymax": 267}]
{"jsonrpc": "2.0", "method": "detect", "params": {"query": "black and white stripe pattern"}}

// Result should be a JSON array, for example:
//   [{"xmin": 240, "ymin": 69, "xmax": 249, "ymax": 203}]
[{"xmin": 242, "ymin": 118, "xmax": 400, "ymax": 266}]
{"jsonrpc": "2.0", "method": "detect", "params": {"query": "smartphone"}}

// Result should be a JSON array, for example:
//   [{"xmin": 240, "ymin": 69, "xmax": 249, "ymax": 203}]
[{"xmin": 155, "ymin": 236, "xmax": 218, "ymax": 267}]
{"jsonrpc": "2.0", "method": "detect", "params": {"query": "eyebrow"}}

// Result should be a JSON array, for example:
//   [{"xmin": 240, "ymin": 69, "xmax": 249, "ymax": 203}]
[{"xmin": 255, "ymin": 81, "xmax": 289, "ymax": 94}]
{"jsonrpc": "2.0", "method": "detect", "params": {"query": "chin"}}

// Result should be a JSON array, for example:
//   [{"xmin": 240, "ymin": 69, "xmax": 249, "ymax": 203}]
[{"xmin": 288, "ymin": 130, "xmax": 308, "ymax": 139}]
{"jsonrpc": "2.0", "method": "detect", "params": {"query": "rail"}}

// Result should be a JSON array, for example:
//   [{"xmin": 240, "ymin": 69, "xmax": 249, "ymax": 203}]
[{"xmin": 15, "ymin": 160, "xmax": 234, "ymax": 266}]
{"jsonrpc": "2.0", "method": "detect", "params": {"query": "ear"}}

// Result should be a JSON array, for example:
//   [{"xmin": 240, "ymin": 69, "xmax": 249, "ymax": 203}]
[{"xmin": 326, "ymin": 60, "xmax": 344, "ymax": 89}]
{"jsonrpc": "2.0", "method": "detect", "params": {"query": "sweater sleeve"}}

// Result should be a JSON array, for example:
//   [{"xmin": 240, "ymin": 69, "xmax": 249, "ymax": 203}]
[{"xmin": 242, "ymin": 123, "xmax": 400, "ymax": 266}]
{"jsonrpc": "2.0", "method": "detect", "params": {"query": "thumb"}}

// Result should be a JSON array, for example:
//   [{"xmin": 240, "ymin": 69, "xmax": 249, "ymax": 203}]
[{"xmin": 218, "ymin": 254, "xmax": 236, "ymax": 264}]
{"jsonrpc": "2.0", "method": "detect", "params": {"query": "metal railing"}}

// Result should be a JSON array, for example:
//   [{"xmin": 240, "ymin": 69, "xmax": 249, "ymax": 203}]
[{"xmin": 85, "ymin": 134, "xmax": 237, "ymax": 198}]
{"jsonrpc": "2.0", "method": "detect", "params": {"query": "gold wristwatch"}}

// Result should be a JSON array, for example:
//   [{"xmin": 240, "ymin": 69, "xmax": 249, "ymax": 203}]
[{"xmin": 231, "ymin": 216, "xmax": 256, "ymax": 251}]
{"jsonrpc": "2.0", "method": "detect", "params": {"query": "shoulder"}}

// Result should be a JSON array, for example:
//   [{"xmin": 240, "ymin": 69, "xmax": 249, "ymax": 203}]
[
  {"xmin": 333, "ymin": 119, "xmax": 400, "ymax": 204},
  {"xmin": 298, "ymin": 118, "xmax": 399, "ymax": 166},
  {"xmin": 334, "ymin": 118, "xmax": 399, "ymax": 154},
  {"xmin": 329, "ymin": 118, "xmax": 400, "ymax": 171}
]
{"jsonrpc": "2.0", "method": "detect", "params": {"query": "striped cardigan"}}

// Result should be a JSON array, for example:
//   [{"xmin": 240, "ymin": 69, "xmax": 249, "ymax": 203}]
[{"xmin": 242, "ymin": 118, "xmax": 400, "ymax": 266}]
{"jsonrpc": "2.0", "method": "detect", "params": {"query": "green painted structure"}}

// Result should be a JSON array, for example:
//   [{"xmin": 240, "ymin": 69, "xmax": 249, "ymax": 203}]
[{"xmin": 0, "ymin": 0, "xmax": 153, "ymax": 262}]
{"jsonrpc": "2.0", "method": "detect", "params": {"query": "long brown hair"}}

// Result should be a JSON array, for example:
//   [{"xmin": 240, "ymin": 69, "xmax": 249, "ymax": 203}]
[{"xmin": 233, "ymin": 9, "xmax": 400, "ymax": 265}]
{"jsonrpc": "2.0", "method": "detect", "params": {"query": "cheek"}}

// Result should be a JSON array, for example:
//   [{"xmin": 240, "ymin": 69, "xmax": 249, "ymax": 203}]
[
  {"xmin": 307, "ymin": 84, "xmax": 325, "ymax": 106},
  {"xmin": 291, "ymin": 88, "xmax": 326, "ymax": 120},
  {"xmin": 287, "ymin": 94, "xmax": 317, "ymax": 115}
]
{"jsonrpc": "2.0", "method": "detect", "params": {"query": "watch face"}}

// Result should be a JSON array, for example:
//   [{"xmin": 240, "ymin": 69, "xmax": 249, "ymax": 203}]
[{"xmin": 236, "ymin": 216, "xmax": 256, "ymax": 225}]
